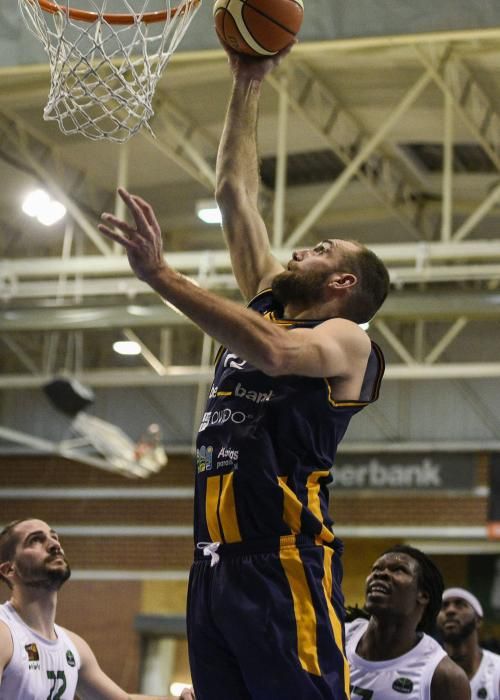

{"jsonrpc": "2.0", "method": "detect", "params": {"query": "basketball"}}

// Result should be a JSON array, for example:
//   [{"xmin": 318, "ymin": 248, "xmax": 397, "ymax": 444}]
[{"xmin": 213, "ymin": 0, "xmax": 304, "ymax": 58}]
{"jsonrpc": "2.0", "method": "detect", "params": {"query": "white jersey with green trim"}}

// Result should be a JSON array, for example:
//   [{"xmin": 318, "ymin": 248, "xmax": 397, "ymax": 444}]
[
  {"xmin": 346, "ymin": 618, "xmax": 446, "ymax": 700},
  {"xmin": 0, "ymin": 601, "xmax": 80, "ymax": 700},
  {"xmin": 470, "ymin": 648, "xmax": 500, "ymax": 700}
]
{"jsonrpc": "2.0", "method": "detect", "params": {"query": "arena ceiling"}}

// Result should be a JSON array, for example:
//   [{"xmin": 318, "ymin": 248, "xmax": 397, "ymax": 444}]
[{"xmin": 1, "ymin": 22, "xmax": 500, "ymax": 457}]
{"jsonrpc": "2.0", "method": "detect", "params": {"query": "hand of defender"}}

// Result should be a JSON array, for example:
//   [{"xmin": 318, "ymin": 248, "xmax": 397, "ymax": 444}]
[{"xmin": 98, "ymin": 187, "xmax": 167, "ymax": 282}]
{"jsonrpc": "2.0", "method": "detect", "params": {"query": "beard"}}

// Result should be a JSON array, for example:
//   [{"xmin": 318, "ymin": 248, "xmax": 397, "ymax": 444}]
[
  {"xmin": 16, "ymin": 555, "xmax": 71, "ymax": 591},
  {"xmin": 272, "ymin": 268, "xmax": 331, "ymax": 309},
  {"xmin": 441, "ymin": 617, "xmax": 477, "ymax": 644}
]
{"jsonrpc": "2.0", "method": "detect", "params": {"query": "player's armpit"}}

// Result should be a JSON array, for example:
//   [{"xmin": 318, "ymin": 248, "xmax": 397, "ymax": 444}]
[{"xmin": 430, "ymin": 656, "xmax": 471, "ymax": 700}]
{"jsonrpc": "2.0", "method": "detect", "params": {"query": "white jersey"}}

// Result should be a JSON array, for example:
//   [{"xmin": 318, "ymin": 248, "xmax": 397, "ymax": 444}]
[
  {"xmin": 346, "ymin": 618, "xmax": 446, "ymax": 700},
  {"xmin": 470, "ymin": 648, "xmax": 500, "ymax": 700},
  {"xmin": 0, "ymin": 601, "xmax": 80, "ymax": 700}
]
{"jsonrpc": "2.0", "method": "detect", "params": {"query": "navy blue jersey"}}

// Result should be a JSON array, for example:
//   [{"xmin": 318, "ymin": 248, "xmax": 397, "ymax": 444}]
[{"xmin": 194, "ymin": 289, "xmax": 384, "ymax": 547}]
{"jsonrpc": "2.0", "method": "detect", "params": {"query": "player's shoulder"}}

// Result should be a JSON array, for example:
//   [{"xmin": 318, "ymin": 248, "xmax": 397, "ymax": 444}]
[
  {"xmin": 0, "ymin": 617, "xmax": 12, "ymax": 638},
  {"xmin": 321, "ymin": 316, "xmax": 370, "ymax": 338},
  {"xmin": 431, "ymin": 655, "xmax": 470, "ymax": 699},
  {"xmin": 0, "ymin": 618, "xmax": 14, "ymax": 670},
  {"xmin": 318, "ymin": 317, "xmax": 372, "ymax": 355},
  {"xmin": 61, "ymin": 628, "xmax": 87, "ymax": 656}
]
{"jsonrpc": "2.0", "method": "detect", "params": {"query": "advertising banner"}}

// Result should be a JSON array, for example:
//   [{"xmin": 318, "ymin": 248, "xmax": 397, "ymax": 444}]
[{"xmin": 332, "ymin": 453, "xmax": 476, "ymax": 491}]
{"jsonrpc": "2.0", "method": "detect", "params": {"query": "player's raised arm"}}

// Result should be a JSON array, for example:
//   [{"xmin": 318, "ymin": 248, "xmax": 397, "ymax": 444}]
[{"xmin": 215, "ymin": 46, "xmax": 293, "ymax": 300}]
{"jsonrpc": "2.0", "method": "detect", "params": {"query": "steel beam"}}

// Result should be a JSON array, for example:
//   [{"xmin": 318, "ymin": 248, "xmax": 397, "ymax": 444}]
[
  {"xmin": 2, "ymin": 240, "xmax": 500, "ymax": 280},
  {"xmin": 2, "ymin": 363, "xmax": 500, "ymax": 389},
  {"xmin": 1, "ymin": 291, "xmax": 500, "ymax": 332}
]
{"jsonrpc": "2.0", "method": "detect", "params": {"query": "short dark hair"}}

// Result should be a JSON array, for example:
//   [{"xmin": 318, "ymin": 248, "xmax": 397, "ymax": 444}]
[
  {"xmin": 339, "ymin": 242, "xmax": 390, "ymax": 323},
  {"xmin": 383, "ymin": 544, "xmax": 444, "ymax": 635},
  {"xmin": 0, "ymin": 519, "xmax": 33, "ymax": 589}
]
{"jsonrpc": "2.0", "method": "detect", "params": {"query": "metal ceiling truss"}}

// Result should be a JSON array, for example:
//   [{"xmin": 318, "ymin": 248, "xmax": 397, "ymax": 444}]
[
  {"xmin": 416, "ymin": 45, "xmax": 500, "ymax": 174},
  {"xmin": 3, "ymin": 362, "xmax": 500, "ymax": 390},
  {"xmin": 267, "ymin": 60, "xmax": 437, "ymax": 245}
]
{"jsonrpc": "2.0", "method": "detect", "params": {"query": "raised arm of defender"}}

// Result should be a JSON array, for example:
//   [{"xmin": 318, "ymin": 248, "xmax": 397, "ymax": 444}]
[{"xmin": 215, "ymin": 47, "xmax": 293, "ymax": 300}]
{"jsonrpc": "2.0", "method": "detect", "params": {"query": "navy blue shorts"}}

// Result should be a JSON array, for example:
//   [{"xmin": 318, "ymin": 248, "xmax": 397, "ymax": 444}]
[{"xmin": 187, "ymin": 535, "xmax": 349, "ymax": 700}]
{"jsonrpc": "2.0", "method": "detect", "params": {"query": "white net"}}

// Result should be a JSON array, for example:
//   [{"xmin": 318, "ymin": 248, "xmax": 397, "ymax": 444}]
[{"xmin": 19, "ymin": 0, "xmax": 201, "ymax": 142}]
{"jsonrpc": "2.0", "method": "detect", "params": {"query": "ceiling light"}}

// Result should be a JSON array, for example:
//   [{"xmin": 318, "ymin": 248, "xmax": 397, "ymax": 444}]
[
  {"xmin": 113, "ymin": 340, "xmax": 141, "ymax": 356},
  {"xmin": 37, "ymin": 200, "xmax": 66, "ymax": 226},
  {"xmin": 196, "ymin": 199, "xmax": 222, "ymax": 225},
  {"xmin": 22, "ymin": 189, "xmax": 66, "ymax": 226},
  {"xmin": 22, "ymin": 189, "xmax": 50, "ymax": 217}
]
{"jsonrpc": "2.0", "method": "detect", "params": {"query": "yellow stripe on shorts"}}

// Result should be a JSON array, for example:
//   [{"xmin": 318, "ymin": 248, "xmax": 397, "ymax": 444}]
[
  {"xmin": 322, "ymin": 546, "xmax": 350, "ymax": 696},
  {"xmin": 205, "ymin": 475, "xmax": 223, "ymax": 542},
  {"xmin": 219, "ymin": 472, "xmax": 242, "ymax": 543},
  {"xmin": 280, "ymin": 545, "xmax": 321, "ymax": 677}
]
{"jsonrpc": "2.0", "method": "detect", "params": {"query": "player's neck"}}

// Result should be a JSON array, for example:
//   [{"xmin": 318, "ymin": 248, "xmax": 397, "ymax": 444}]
[
  {"xmin": 358, "ymin": 616, "xmax": 421, "ymax": 661},
  {"xmin": 283, "ymin": 298, "xmax": 341, "ymax": 321},
  {"xmin": 444, "ymin": 638, "xmax": 482, "ymax": 679},
  {"xmin": 9, "ymin": 589, "xmax": 59, "ymax": 641}
]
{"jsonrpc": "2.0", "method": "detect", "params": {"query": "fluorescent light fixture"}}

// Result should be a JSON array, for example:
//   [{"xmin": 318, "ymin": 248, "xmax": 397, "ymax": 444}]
[
  {"xmin": 22, "ymin": 189, "xmax": 66, "ymax": 226},
  {"xmin": 170, "ymin": 683, "xmax": 191, "ymax": 697},
  {"xmin": 112, "ymin": 340, "xmax": 141, "ymax": 356},
  {"xmin": 38, "ymin": 200, "xmax": 66, "ymax": 226},
  {"xmin": 196, "ymin": 199, "xmax": 222, "ymax": 225},
  {"xmin": 22, "ymin": 189, "xmax": 50, "ymax": 217}
]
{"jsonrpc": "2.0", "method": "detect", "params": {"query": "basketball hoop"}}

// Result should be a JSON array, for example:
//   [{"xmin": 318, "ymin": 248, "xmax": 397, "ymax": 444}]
[{"xmin": 19, "ymin": 0, "xmax": 201, "ymax": 142}]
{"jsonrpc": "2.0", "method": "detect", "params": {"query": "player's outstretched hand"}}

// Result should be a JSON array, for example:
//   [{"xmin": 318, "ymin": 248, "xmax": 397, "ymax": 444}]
[
  {"xmin": 98, "ymin": 187, "xmax": 167, "ymax": 283},
  {"xmin": 222, "ymin": 41, "xmax": 295, "ymax": 83}
]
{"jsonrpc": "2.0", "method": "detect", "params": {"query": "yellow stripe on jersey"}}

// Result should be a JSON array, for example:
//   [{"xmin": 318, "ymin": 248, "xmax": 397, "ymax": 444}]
[
  {"xmin": 278, "ymin": 477, "xmax": 303, "ymax": 533},
  {"xmin": 205, "ymin": 476, "xmax": 223, "ymax": 542},
  {"xmin": 280, "ymin": 546, "xmax": 321, "ymax": 676},
  {"xmin": 306, "ymin": 471, "xmax": 335, "ymax": 544},
  {"xmin": 324, "ymin": 378, "xmax": 371, "ymax": 408},
  {"xmin": 325, "ymin": 342, "xmax": 385, "ymax": 407},
  {"xmin": 219, "ymin": 472, "xmax": 242, "ymax": 543},
  {"xmin": 322, "ymin": 546, "xmax": 350, "ymax": 696}
]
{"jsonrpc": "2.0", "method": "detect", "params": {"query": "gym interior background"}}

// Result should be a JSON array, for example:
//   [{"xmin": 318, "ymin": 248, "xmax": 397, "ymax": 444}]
[{"xmin": 1, "ymin": 1, "xmax": 500, "ymax": 696}]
